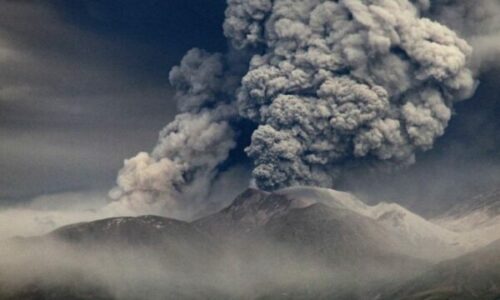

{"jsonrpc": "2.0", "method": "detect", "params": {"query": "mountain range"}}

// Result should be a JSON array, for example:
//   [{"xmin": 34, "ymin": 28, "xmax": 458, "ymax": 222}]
[{"xmin": 0, "ymin": 186, "xmax": 499, "ymax": 299}]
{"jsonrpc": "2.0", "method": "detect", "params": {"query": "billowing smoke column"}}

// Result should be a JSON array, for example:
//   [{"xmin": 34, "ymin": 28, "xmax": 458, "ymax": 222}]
[
  {"xmin": 108, "ymin": 49, "xmax": 245, "ymax": 215},
  {"xmin": 227, "ymin": 0, "xmax": 475, "ymax": 190},
  {"xmin": 109, "ymin": 0, "xmax": 481, "ymax": 215}
]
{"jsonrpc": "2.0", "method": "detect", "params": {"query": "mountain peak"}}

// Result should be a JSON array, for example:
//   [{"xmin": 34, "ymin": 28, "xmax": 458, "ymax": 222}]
[
  {"xmin": 195, "ymin": 188, "xmax": 295, "ymax": 234},
  {"xmin": 50, "ymin": 215, "xmax": 197, "ymax": 245}
]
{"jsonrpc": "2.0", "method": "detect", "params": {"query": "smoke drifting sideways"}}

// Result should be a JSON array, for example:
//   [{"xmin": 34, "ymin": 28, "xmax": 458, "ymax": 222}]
[
  {"xmin": 0, "ymin": 191, "xmax": 111, "ymax": 240},
  {"xmin": 108, "ymin": 0, "xmax": 499, "ymax": 217},
  {"xmin": 107, "ymin": 49, "xmax": 252, "ymax": 218},
  {"xmin": 0, "ymin": 230, "xmax": 417, "ymax": 300}
]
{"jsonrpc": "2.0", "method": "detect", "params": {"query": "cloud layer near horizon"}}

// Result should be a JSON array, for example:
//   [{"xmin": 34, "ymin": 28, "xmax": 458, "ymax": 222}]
[{"xmin": 0, "ymin": 0, "xmax": 227, "ymax": 202}]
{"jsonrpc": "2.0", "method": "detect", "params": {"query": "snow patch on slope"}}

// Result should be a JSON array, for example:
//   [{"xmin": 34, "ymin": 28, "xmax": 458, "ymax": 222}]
[
  {"xmin": 277, "ymin": 186, "xmax": 485, "ymax": 257},
  {"xmin": 278, "ymin": 186, "xmax": 371, "ymax": 215},
  {"xmin": 370, "ymin": 202, "xmax": 462, "ymax": 248}
]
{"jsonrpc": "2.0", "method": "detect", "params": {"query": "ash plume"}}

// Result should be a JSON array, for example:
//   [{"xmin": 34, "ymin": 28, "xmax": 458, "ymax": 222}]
[
  {"xmin": 229, "ymin": 0, "xmax": 476, "ymax": 190},
  {"xmin": 108, "ymin": 49, "xmax": 246, "ymax": 216},
  {"xmin": 109, "ymin": 0, "xmax": 492, "ymax": 215},
  {"xmin": 418, "ymin": 0, "xmax": 500, "ymax": 72}
]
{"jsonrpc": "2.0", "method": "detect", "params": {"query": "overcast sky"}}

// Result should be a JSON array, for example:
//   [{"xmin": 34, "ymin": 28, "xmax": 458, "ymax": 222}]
[
  {"xmin": 1, "ymin": 0, "xmax": 500, "ymax": 214},
  {"xmin": 0, "ymin": 0, "xmax": 226, "ymax": 202}
]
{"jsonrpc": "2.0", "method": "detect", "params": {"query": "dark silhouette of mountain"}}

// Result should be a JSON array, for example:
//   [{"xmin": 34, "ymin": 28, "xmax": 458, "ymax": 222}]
[
  {"xmin": 194, "ymin": 189, "xmax": 429, "ymax": 299},
  {"xmin": 193, "ymin": 188, "xmax": 304, "ymax": 236},
  {"xmin": 52, "ymin": 215, "xmax": 213, "ymax": 250}
]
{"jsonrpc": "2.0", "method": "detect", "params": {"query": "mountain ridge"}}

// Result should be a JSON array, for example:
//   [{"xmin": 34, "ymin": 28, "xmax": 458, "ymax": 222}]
[{"xmin": 1, "ymin": 186, "xmax": 500, "ymax": 300}]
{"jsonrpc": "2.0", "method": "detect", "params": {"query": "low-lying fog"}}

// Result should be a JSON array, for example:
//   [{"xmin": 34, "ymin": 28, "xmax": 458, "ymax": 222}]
[{"xmin": 0, "ymin": 232, "xmax": 423, "ymax": 299}]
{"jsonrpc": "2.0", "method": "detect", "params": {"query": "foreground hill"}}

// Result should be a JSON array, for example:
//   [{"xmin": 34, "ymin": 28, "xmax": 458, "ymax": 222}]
[{"xmin": 0, "ymin": 216, "xmax": 227, "ymax": 300}]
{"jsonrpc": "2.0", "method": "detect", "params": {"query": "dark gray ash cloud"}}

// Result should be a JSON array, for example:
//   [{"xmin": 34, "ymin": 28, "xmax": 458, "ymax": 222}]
[
  {"xmin": 232, "ymin": 0, "xmax": 475, "ymax": 190},
  {"xmin": 2, "ymin": 0, "xmax": 497, "ymax": 219},
  {"xmin": 110, "ymin": 0, "xmax": 500, "ymax": 216}
]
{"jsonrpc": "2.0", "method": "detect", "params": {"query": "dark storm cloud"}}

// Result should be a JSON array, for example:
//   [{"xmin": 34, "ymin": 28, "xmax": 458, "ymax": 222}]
[{"xmin": 0, "ymin": 0, "xmax": 227, "ymax": 202}]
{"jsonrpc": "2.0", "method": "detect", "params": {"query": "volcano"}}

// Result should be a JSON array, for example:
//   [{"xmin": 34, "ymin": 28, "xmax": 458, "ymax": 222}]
[{"xmin": 1, "ymin": 187, "xmax": 500, "ymax": 300}]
